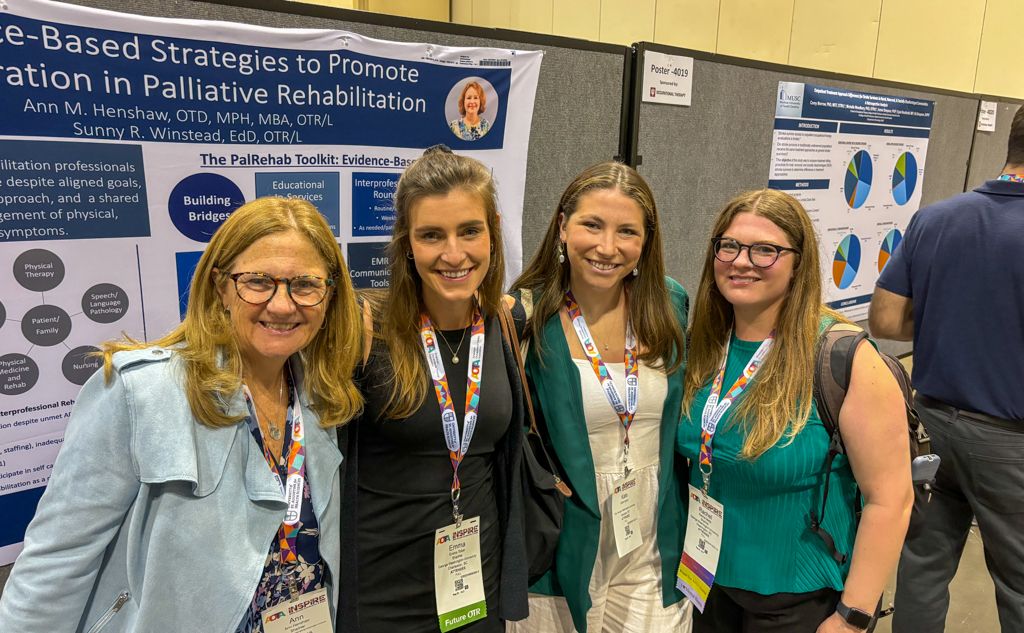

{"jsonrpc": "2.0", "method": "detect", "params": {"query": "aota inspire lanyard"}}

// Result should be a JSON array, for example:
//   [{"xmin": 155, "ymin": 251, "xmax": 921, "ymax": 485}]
[
  {"xmin": 698, "ymin": 331, "xmax": 774, "ymax": 493},
  {"xmin": 565, "ymin": 291, "xmax": 639, "ymax": 474},
  {"xmin": 243, "ymin": 371, "xmax": 306, "ymax": 567},
  {"xmin": 998, "ymin": 173, "xmax": 1024, "ymax": 183},
  {"xmin": 420, "ymin": 305, "xmax": 486, "ymax": 526}
]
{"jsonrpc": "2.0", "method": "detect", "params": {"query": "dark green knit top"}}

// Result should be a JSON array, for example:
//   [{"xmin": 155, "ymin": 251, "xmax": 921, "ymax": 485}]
[{"xmin": 676, "ymin": 334, "xmax": 857, "ymax": 594}]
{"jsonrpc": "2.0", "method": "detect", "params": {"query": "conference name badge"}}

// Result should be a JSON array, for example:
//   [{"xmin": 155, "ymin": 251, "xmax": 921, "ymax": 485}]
[
  {"xmin": 676, "ymin": 484, "xmax": 724, "ymax": 613},
  {"xmin": 434, "ymin": 516, "xmax": 487, "ymax": 631},
  {"xmin": 261, "ymin": 587, "xmax": 332, "ymax": 633},
  {"xmin": 611, "ymin": 474, "xmax": 643, "ymax": 557}
]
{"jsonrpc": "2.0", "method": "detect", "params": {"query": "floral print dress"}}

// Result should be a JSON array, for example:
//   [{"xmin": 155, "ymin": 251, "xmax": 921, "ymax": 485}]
[
  {"xmin": 449, "ymin": 117, "xmax": 491, "ymax": 140},
  {"xmin": 236, "ymin": 390, "xmax": 327, "ymax": 633}
]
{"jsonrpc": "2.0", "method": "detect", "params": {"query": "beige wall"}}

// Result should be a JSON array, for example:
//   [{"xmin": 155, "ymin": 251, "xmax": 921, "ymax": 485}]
[{"xmin": 296, "ymin": 0, "xmax": 1024, "ymax": 99}]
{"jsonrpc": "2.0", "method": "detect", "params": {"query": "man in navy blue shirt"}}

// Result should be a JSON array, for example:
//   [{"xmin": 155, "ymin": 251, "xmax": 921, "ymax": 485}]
[{"xmin": 870, "ymin": 105, "xmax": 1024, "ymax": 633}]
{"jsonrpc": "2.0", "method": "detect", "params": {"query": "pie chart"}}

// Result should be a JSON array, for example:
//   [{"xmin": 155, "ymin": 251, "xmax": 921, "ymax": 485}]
[
  {"xmin": 844, "ymin": 150, "xmax": 873, "ymax": 209},
  {"xmin": 892, "ymin": 152, "xmax": 918, "ymax": 205},
  {"xmin": 878, "ymin": 229, "xmax": 902, "ymax": 272},
  {"xmin": 833, "ymin": 234, "xmax": 861, "ymax": 289}
]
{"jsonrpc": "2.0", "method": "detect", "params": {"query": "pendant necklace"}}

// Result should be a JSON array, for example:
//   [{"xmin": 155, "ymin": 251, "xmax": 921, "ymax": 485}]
[
  {"xmin": 254, "ymin": 376, "xmax": 285, "ymax": 441},
  {"xmin": 438, "ymin": 327, "xmax": 469, "ymax": 364}
]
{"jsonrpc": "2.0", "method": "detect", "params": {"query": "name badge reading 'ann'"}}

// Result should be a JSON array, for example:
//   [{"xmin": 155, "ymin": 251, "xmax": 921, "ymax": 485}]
[{"xmin": 261, "ymin": 587, "xmax": 333, "ymax": 633}]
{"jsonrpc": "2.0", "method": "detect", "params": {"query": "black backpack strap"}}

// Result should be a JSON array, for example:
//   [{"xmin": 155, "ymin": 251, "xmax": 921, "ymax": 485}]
[{"xmin": 810, "ymin": 322, "xmax": 868, "ymax": 565}]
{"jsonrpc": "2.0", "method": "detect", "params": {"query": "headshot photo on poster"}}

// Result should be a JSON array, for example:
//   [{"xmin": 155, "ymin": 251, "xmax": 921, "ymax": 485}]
[{"xmin": 446, "ymin": 77, "xmax": 500, "ymax": 141}]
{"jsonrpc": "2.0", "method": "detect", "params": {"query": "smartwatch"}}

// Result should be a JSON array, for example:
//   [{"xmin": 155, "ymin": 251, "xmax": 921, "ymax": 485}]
[{"xmin": 835, "ymin": 600, "xmax": 873, "ymax": 630}]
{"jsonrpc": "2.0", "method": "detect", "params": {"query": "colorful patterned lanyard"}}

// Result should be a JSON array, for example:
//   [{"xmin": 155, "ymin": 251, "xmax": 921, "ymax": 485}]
[
  {"xmin": 565, "ymin": 291, "xmax": 639, "ymax": 474},
  {"xmin": 998, "ymin": 173, "xmax": 1024, "ymax": 183},
  {"xmin": 420, "ymin": 305, "xmax": 486, "ymax": 526},
  {"xmin": 698, "ymin": 331, "xmax": 774, "ymax": 493},
  {"xmin": 243, "ymin": 372, "xmax": 306, "ymax": 566}
]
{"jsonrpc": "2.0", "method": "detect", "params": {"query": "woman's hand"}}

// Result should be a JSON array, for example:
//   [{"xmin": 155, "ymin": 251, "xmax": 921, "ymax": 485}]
[{"xmin": 816, "ymin": 611, "xmax": 866, "ymax": 633}]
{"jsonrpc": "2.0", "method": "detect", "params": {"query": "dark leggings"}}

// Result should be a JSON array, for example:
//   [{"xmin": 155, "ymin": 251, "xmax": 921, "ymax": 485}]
[{"xmin": 693, "ymin": 584, "xmax": 842, "ymax": 633}]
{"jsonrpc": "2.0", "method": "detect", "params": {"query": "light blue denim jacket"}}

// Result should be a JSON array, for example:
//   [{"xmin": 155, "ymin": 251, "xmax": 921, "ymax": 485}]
[{"xmin": 0, "ymin": 347, "xmax": 343, "ymax": 633}]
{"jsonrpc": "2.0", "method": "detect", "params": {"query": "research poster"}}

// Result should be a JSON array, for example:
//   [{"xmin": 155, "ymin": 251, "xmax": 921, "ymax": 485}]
[
  {"xmin": 768, "ymin": 82, "xmax": 933, "ymax": 319},
  {"xmin": 0, "ymin": 0, "xmax": 542, "ymax": 564}
]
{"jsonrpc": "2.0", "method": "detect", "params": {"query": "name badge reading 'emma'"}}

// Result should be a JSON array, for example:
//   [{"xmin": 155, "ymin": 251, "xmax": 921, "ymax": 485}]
[{"xmin": 434, "ymin": 516, "xmax": 487, "ymax": 631}]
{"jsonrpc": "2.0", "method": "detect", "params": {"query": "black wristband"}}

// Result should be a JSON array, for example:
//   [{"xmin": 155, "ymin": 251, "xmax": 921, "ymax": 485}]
[{"xmin": 835, "ymin": 599, "xmax": 874, "ymax": 630}]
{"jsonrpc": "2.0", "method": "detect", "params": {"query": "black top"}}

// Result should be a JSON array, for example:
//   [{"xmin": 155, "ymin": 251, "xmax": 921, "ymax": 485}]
[{"xmin": 354, "ymin": 317, "xmax": 512, "ymax": 632}]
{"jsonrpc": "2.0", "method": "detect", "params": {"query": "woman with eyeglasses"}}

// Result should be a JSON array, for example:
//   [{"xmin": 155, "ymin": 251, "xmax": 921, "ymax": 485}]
[
  {"xmin": 506, "ymin": 162, "xmax": 692, "ymax": 633},
  {"xmin": 675, "ymin": 189, "xmax": 912, "ymax": 633},
  {"xmin": 336, "ymin": 146, "xmax": 528, "ymax": 632},
  {"xmin": 0, "ymin": 197, "xmax": 363, "ymax": 633}
]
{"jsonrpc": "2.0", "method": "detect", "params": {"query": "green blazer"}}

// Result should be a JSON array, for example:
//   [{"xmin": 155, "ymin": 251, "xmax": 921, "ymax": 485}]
[{"xmin": 511, "ymin": 278, "xmax": 689, "ymax": 633}]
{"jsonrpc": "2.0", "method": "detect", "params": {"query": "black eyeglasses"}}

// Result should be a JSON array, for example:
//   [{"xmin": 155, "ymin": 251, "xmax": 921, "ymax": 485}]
[
  {"xmin": 225, "ymin": 272, "xmax": 334, "ymax": 307},
  {"xmin": 712, "ymin": 237, "xmax": 800, "ymax": 268}
]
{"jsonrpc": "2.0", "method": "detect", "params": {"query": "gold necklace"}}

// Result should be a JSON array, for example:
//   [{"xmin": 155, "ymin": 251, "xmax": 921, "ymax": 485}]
[
  {"xmin": 252, "ymin": 375, "xmax": 285, "ymax": 441},
  {"xmin": 438, "ymin": 327, "xmax": 468, "ymax": 364}
]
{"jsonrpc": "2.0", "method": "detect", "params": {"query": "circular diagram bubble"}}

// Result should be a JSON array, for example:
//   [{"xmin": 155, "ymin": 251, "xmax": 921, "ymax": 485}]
[
  {"xmin": 13, "ymin": 249, "xmax": 66, "ymax": 292},
  {"xmin": 82, "ymin": 283, "xmax": 130, "ymax": 324},
  {"xmin": 63, "ymin": 345, "xmax": 102, "ymax": 385},
  {"xmin": 0, "ymin": 300, "xmax": 5, "ymax": 330},
  {"xmin": 168, "ymin": 173, "xmax": 245, "ymax": 242},
  {"xmin": 21, "ymin": 305, "xmax": 72, "ymax": 346},
  {"xmin": 0, "ymin": 353, "xmax": 39, "ymax": 396}
]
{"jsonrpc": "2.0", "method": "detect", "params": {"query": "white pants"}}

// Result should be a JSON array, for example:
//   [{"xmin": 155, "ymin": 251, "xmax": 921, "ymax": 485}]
[{"xmin": 508, "ymin": 464, "xmax": 693, "ymax": 633}]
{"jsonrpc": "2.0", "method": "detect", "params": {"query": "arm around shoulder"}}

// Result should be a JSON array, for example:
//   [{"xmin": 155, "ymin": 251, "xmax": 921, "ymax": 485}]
[{"xmin": 0, "ymin": 367, "xmax": 141, "ymax": 632}]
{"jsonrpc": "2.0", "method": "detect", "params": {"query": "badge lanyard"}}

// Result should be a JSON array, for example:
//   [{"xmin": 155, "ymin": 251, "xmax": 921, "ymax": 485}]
[
  {"xmin": 998, "ymin": 173, "xmax": 1024, "ymax": 183},
  {"xmin": 698, "ymin": 331, "xmax": 774, "ymax": 492},
  {"xmin": 243, "ymin": 370, "xmax": 307, "ymax": 570},
  {"xmin": 565, "ymin": 291, "xmax": 639, "ymax": 476},
  {"xmin": 421, "ymin": 305, "xmax": 486, "ymax": 527}
]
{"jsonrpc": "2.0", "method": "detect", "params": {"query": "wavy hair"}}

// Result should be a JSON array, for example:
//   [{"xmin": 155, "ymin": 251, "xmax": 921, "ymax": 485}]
[
  {"xmin": 378, "ymin": 146, "xmax": 503, "ymax": 419},
  {"xmin": 683, "ymin": 189, "xmax": 843, "ymax": 458},
  {"xmin": 101, "ymin": 197, "xmax": 364, "ymax": 429},
  {"xmin": 458, "ymin": 81, "xmax": 487, "ymax": 116},
  {"xmin": 512, "ymin": 161, "xmax": 685, "ymax": 373}
]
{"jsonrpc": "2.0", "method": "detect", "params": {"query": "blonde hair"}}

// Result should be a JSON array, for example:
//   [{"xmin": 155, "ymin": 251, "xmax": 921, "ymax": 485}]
[
  {"xmin": 512, "ymin": 161, "xmax": 685, "ymax": 373},
  {"xmin": 378, "ymin": 146, "xmax": 504, "ymax": 419},
  {"xmin": 101, "ymin": 197, "xmax": 364, "ymax": 428},
  {"xmin": 684, "ymin": 189, "xmax": 843, "ymax": 458}
]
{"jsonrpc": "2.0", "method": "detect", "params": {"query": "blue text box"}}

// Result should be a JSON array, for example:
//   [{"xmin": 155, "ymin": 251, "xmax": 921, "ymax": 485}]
[
  {"xmin": 0, "ymin": 139, "xmax": 149, "ymax": 242},
  {"xmin": 256, "ymin": 172, "xmax": 340, "ymax": 236},
  {"xmin": 351, "ymin": 172, "xmax": 398, "ymax": 237}
]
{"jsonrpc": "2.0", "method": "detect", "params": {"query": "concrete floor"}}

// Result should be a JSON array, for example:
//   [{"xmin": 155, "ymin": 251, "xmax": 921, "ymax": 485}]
[{"xmin": 876, "ymin": 524, "xmax": 998, "ymax": 632}]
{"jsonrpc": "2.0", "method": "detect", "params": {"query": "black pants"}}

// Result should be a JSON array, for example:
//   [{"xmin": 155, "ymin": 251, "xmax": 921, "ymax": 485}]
[
  {"xmin": 693, "ymin": 585, "xmax": 841, "ymax": 633},
  {"xmin": 893, "ymin": 395, "xmax": 1024, "ymax": 633}
]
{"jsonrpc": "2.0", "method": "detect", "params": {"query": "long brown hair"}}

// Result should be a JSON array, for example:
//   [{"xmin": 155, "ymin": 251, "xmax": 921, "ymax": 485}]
[
  {"xmin": 378, "ymin": 146, "xmax": 504, "ymax": 419},
  {"xmin": 102, "ymin": 197, "xmax": 364, "ymax": 428},
  {"xmin": 512, "ymin": 161, "xmax": 684, "ymax": 372},
  {"xmin": 684, "ymin": 189, "xmax": 842, "ymax": 458}
]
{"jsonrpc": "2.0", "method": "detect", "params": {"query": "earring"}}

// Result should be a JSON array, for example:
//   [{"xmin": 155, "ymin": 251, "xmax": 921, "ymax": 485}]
[
  {"xmin": 557, "ymin": 242, "xmax": 566, "ymax": 264},
  {"xmin": 406, "ymin": 251, "xmax": 414, "ymax": 259},
  {"xmin": 632, "ymin": 267, "xmax": 639, "ymax": 277}
]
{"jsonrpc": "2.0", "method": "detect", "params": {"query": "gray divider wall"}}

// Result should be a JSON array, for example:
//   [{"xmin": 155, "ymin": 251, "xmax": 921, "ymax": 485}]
[
  {"xmin": 967, "ymin": 101, "xmax": 1023, "ymax": 189},
  {"xmin": 634, "ymin": 45, "xmax": 981, "ymax": 358}
]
